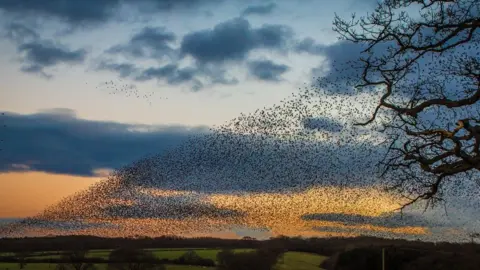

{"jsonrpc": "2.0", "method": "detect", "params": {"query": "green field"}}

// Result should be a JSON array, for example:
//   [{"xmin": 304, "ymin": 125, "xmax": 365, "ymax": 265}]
[
  {"xmin": 0, "ymin": 264, "xmax": 216, "ymax": 270},
  {"xmin": 0, "ymin": 249, "xmax": 327, "ymax": 270}
]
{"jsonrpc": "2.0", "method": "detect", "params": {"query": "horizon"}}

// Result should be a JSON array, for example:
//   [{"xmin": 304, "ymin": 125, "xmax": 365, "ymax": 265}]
[{"xmin": 0, "ymin": 0, "xmax": 479, "ymax": 243}]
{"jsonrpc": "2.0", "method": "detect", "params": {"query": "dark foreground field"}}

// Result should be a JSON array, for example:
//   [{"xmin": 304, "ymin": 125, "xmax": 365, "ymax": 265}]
[
  {"xmin": 0, "ymin": 235, "xmax": 479, "ymax": 269},
  {"xmin": 0, "ymin": 249, "xmax": 326, "ymax": 270}
]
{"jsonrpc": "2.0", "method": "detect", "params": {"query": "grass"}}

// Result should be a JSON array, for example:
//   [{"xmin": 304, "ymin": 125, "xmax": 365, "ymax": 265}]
[
  {"xmin": 10, "ymin": 248, "xmax": 254, "ymax": 261},
  {"xmin": 0, "ymin": 264, "xmax": 216, "ymax": 270},
  {"xmin": 0, "ymin": 263, "xmax": 56, "ymax": 270},
  {"xmin": 0, "ymin": 249, "xmax": 327, "ymax": 270},
  {"xmin": 277, "ymin": 252, "xmax": 327, "ymax": 270},
  {"xmin": 150, "ymin": 248, "xmax": 253, "ymax": 261}
]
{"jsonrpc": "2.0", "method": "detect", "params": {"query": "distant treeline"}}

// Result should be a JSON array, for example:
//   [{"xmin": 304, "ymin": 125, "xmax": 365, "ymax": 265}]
[
  {"xmin": 0, "ymin": 254, "xmax": 215, "ymax": 267},
  {"xmin": 0, "ymin": 235, "xmax": 478, "ymax": 255},
  {"xmin": 0, "ymin": 235, "xmax": 258, "ymax": 253},
  {"xmin": 0, "ymin": 235, "xmax": 479, "ymax": 270}
]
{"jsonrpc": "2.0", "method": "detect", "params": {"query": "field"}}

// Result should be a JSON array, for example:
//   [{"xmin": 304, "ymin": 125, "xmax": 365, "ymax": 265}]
[{"xmin": 0, "ymin": 249, "xmax": 327, "ymax": 270}]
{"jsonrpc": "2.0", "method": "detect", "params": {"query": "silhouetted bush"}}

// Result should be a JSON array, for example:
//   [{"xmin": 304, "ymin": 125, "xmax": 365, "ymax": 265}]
[
  {"xmin": 56, "ymin": 250, "xmax": 97, "ymax": 270},
  {"xmin": 173, "ymin": 250, "xmax": 215, "ymax": 267},
  {"xmin": 334, "ymin": 247, "xmax": 382, "ymax": 270},
  {"xmin": 319, "ymin": 252, "xmax": 339, "ymax": 270},
  {"xmin": 107, "ymin": 247, "xmax": 165, "ymax": 270},
  {"xmin": 216, "ymin": 248, "xmax": 282, "ymax": 270},
  {"xmin": 322, "ymin": 246, "xmax": 480, "ymax": 270},
  {"xmin": 14, "ymin": 251, "xmax": 31, "ymax": 269},
  {"xmin": 402, "ymin": 253, "xmax": 480, "ymax": 270}
]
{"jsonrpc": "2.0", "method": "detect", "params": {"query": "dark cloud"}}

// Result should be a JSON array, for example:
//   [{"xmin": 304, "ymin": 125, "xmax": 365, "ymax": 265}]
[
  {"xmin": 16, "ymin": 41, "xmax": 86, "ymax": 77},
  {"xmin": 303, "ymin": 117, "xmax": 343, "ymax": 132},
  {"xmin": 135, "ymin": 0, "xmax": 223, "ymax": 13},
  {"xmin": 98, "ymin": 18, "xmax": 291, "ymax": 89},
  {"xmin": 0, "ymin": 0, "xmax": 119, "ymax": 24},
  {"xmin": 293, "ymin": 38, "xmax": 391, "ymax": 95},
  {"xmin": 96, "ymin": 61, "xmax": 237, "ymax": 91},
  {"xmin": 4, "ymin": 22, "xmax": 39, "ymax": 44},
  {"xmin": 106, "ymin": 26, "xmax": 177, "ymax": 60},
  {"xmin": 19, "ymin": 41, "xmax": 85, "ymax": 65},
  {"xmin": 241, "ymin": 3, "xmax": 276, "ymax": 16},
  {"xmin": 96, "ymin": 61, "xmax": 139, "ymax": 78},
  {"xmin": 310, "ymin": 41, "xmax": 392, "ymax": 95},
  {"xmin": 252, "ymin": 24, "xmax": 293, "ymax": 49},
  {"xmin": 0, "ymin": 109, "xmax": 208, "ymax": 176},
  {"xmin": 133, "ymin": 64, "xmax": 204, "ymax": 90},
  {"xmin": 3, "ymin": 22, "xmax": 87, "ymax": 78},
  {"xmin": 294, "ymin": 37, "xmax": 324, "ymax": 55},
  {"xmin": 135, "ymin": 64, "xmax": 177, "ymax": 80},
  {"xmin": 302, "ymin": 213, "xmax": 448, "ymax": 228},
  {"xmin": 20, "ymin": 64, "xmax": 51, "ymax": 79},
  {"xmin": 197, "ymin": 64, "xmax": 239, "ymax": 86},
  {"xmin": 247, "ymin": 60, "xmax": 289, "ymax": 81},
  {"xmin": 180, "ymin": 17, "xmax": 293, "ymax": 63},
  {"xmin": 166, "ymin": 67, "xmax": 197, "ymax": 84},
  {"xmin": 17, "ymin": 41, "xmax": 87, "ymax": 77},
  {"xmin": 0, "ymin": 0, "xmax": 222, "ymax": 25},
  {"xmin": 135, "ymin": 64, "xmax": 195, "ymax": 84}
]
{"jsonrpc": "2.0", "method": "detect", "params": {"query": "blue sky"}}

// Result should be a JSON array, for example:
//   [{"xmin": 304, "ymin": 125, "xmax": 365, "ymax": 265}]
[
  {"xmin": 0, "ymin": 0, "xmax": 378, "ymax": 127},
  {"xmin": 0, "ymin": 0, "xmax": 381, "ymax": 176}
]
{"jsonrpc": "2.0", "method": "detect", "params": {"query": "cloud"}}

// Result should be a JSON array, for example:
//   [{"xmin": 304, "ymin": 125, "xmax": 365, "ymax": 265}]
[
  {"xmin": 17, "ymin": 40, "xmax": 87, "ymax": 77},
  {"xmin": 308, "ymin": 40, "xmax": 393, "ymax": 95},
  {"xmin": 97, "ymin": 18, "xmax": 291, "ymax": 89},
  {"xmin": 293, "ymin": 37, "xmax": 394, "ymax": 95},
  {"xmin": 0, "ymin": 0, "xmax": 223, "ymax": 25},
  {"xmin": 134, "ymin": 64, "xmax": 206, "ymax": 91},
  {"xmin": 106, "ymin": 26, "xmax": 177, "ymax": 60},
  {"xmin": 18, "ymin": 42, "xmax": 86, "ymax": 66},
  {"xmin": 180, "ymin": 17, "xmax": 293, "ymax": 63},
  {"xmin": 135, "ymin": 64, "xmax": 196, "ymax": 85},
  {"xmin": 0, "ymin": 109, "xmax": 209, "ymax": 176},
  {"xmin": 241, "ymin": 3, "xmax": 276, "ymax": 16},
  {"xmin": 3, "ymin": 22, "xmax": 39, "ymax": 44},
  {"xmin": 247, "ymin": 60, "xmax": 289, "ymax": 81},
  {"xmin": 302, "ymin": 212, "xmax": 448, "ymax": 229},
  {"xmin": 96, "ymin": 61, "xmax": 139, "ymax": 78},
  {"xmin": 96, "ymin": 60, "xmax": 237, "ymax": 91},
  {"xmin": 0, "ymin": 0, "xmax": 119, "ymax": 24},
  {"xmin": 294, "ymin": 37, "xmax": 324, "ymax": 55},
  {"xmin": 3, "ymin": 22, "xmax": 87, "ymax": 78}
]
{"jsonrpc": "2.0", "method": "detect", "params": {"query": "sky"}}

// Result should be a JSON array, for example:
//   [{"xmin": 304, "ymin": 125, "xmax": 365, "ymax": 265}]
[{"xmin": 0, "ymin": 0, "xmax": 479, "ymax": 241}]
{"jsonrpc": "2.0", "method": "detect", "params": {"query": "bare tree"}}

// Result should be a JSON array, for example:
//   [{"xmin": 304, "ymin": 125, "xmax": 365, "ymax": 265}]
[
  {"xmin": 56, "ymin": 250, "xmax": 96, "ymax": 270},
  {"xmin": 107, "ymin": 247, "xmax": 165, "ymax": 270},
  {"xmin": 325, "ymin": 0, "xmax": 480, "ymax": 209},
  {"xmin": 14, "ymin": 251, "xmax": 31, "ymax": 269},
  {"xmin": 469, "ymin": 232, "xmax": 480, "ymax": 243}
]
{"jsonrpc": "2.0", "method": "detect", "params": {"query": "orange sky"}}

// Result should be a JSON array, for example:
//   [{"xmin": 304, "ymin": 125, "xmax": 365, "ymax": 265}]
[
  {"xmin": 0, "ymin": 171, "xmax": 429, "ymax": 240},
  {"xmin": 0, "ymin": 171, "xmax": 101, "ymax": 217}
]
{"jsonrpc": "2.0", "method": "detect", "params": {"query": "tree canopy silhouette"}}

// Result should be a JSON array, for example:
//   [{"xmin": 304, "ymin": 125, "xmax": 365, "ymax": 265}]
[
  {"xmin": 107, "ymin": 247, "xmax": 165, "ymax": 270},
  {"xmin": 55, "ymin": 250, "xmax": 96, "ymax": 270},
  {"xmin": 323, "ymin": 0, "xmax": 480, "ymax": 209}
]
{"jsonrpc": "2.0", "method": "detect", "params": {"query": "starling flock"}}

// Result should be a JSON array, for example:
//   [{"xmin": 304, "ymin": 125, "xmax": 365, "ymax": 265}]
[
  {"xmin": 1, "ymin": 74, "xmax": 479, "ymax": 242},
  {"xmin": 95, "ymin": 80, "xmax": 168, "ymax": 106}
]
